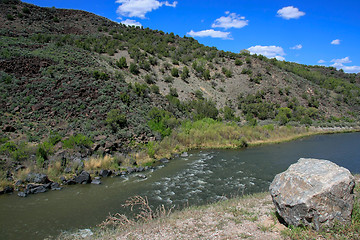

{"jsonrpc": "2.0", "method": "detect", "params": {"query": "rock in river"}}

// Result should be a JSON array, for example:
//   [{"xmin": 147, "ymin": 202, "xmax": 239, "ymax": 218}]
[
  {"xmin": 269, "ymin": 158, "xmax": 355, "ymax": 230},
  {"xmin": 73, "ymin": 171, "xmax": 91, "ymax": 184}
]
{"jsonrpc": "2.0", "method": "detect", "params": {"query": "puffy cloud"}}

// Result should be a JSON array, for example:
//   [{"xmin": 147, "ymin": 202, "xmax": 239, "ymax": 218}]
[
  {"xmin": 330, "ymin": 57, "xmax": 360, "ymax": 73},
  {"xmin": 277, "ymin": 6, "xmax": 305, "ymax": 20},
  {"xmin": 187, "ymin": 29, "xmax": 232, "ymax": 40},
  {"xmin": 116, "ymin": 0, "xmax": 177, "ymax": 19},
  {"xmin": 318, "ymin": 59, "xmax": 326, "ymax": 64},
  {"xmin": 331, "ymin": 39, "xmax": 341, "ymax": 45},
  {"xmin": 341, "ymin": 66, "xmax": 360, "ymax": 73},
  {"xmin": 290, "ymin": 44, "xmax": 302, "ymax": 50},
  {"xmin": 211, "ymin": 12, "xmax": 249, "ymax": 29},
  {"xmin": 331, "ymin": 56, "xmax": 351, "ymax": 64},
  {"xmin": 121, "ymin": 19, "xmax": 142, "ymax": 27},
  {"xmin": 247, "ymin": 45, "xmax": 286, "ymax": 60}
]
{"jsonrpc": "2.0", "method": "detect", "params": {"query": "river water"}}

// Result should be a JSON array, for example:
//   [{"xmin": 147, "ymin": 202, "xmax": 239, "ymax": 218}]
[{"xmin": 1, "ymin": 132, "xmax": 360, "ymax": 239}]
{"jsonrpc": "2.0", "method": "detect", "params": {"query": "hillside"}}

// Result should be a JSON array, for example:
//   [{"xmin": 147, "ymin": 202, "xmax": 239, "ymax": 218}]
[{"xmin": 1, "ymin": 0, "xmax": 360, "ymax": 189}]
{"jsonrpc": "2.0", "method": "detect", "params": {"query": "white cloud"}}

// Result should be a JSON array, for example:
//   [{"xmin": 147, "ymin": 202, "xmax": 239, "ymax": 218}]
[
  {"xmin": 290, "ymin": 44, "xmax": 302, "ymax": 50},
  {"xmin": 331, "ymin": 56, "xmax": 351, "ymax": 64},
  {"xmin": 330, "ymin": 57, "xmax": 360, "ymax": 73},
  {"xmin": 187, "ymin": 29, "xmax": 232, "ymax": 40},
  {"xmin": 115, "ymin": 0, "xmax": 178, "ymax": 19},
  {"xmin": 211, "ymin": 12, "xmax": 249, "ymax": 29},
  {"xmin": 277, "ymin": 6, "xmax": 305, "ymax": 20},
  {"xmin": 247, "ymin": 45, "xmax": 286, "ymax": 60},
  {"xmin": 342, "ymin": 66, "xmax": 360, "ymax": 73},
  {"xmin": 331, "ymin": 39, "xmax": 341, "ymax": 45},
  {"xmin": 318, "ymin": 59, "xmax": 326, "ymax": 64},
  {"xmin": 121, "ymin": 19, "xmax": 142, "ymax": 27}
]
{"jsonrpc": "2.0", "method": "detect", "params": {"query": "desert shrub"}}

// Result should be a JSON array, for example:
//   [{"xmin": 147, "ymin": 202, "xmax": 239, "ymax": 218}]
[
  {"xmin": 120, "ymin": 92, "xmax": 130, "ymax": 105},
  {"xmin": 63, "ymin": 134, "xmax": 93, "ymax": 149},
  {"xmin": 116, "ymin": 57, "xmax": 127, "ymax": 69},
  {"xmin": 22, "ymin": 7, "xmax": 30, "ymax": 14},
  {"xmin": 181, "ymin": 66, "xmax": 190, "ymax": 80},
  {"xmin": 203, "ymin": 69, "xmax": 210, "ymax": 80},
  {"xmin": 129, "ymin": 63, "xmax": 140, "ymax": 75},
  {"xmin": 169, "ymin": 87, "xmax": 178, "ymax": 97},
  {"xmin": 144, "ymin": 74, "xmax": 155, "ymax": 84},
  {"xmin": 164, "ymin": 75, "xmax": 174, "ymax": 83},
  {"xmin": 223, "ymin": 106, "xmax": 235, "ymax": 120},
  {"xmin": 191, "ymin": 99, "xmax": 219, "ymax": 120},
  {"xmin": 238, "ymin": 92, "xmax": 276, "ymax": 120},
  {"xmin": 6, "ymin": 14, "xmax": 14, "ymax": 20},
  {"xmin": 150, "ymin": 85, "xmax": 159, "ymax": 94},
  {"xmin": 106, "ymin": 109, "xmax": 127, "ymax": 132},
  {"xmin": 194, "ymin": 90, "xmax": 204, "ymax": 100},
  {"xmin": 133, "ymin": 82, "xmax": 148, "ymax": 97},
  {"xmin": 235, "ymin": 58, "xmax": 243, "ymax": 66},
  {"xmin": 171, "ymin": 67, "xmax": 179, "ymax": 77}
]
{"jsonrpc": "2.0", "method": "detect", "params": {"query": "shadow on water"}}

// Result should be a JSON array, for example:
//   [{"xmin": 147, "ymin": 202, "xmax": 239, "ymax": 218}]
[{"xmin": 1, "ymin": 132, "xmax": 360, "ymax": 239}]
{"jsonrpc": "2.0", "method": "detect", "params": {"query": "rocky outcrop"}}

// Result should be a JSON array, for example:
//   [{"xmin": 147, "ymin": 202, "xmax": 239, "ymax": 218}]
[{"xmin": 269, "ymin": 158, "xmax": 355, "ymax": 230}]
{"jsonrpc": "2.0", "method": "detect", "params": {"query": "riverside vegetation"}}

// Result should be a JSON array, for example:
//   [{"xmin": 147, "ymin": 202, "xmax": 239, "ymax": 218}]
[{"xmin": 1, "ymin": 0, "xmax": 360, "ymax": 192}]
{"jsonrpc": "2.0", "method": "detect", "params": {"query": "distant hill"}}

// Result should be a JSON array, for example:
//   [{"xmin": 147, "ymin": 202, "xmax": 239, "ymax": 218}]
[{"xmin": 1, "ymin": 0, "xmax": 359, "ymax": 155}]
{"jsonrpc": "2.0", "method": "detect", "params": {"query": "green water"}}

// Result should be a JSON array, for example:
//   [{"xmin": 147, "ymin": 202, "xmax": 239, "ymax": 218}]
[{"xmin": 1, "ymin": 132, "xmax": 360, "ymax": 239}]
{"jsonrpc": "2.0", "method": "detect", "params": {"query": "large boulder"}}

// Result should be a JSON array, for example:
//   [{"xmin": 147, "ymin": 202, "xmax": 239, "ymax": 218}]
[
  {"xmin": 73, "ymin": 171, "xmax": 91, "ymax": 184},
  {"xmin": 269, "ymin": 158, "xmax": 355, "ymax": 230}
]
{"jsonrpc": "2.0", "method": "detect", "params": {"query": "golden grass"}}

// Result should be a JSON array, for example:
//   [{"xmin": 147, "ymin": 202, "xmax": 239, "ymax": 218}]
[{"xmin": 84, "ymin": 155, "xmax": 115, "ymax": 170}]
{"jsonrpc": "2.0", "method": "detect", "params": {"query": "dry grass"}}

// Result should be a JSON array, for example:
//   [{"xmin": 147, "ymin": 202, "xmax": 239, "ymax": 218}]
[{"xmin": 60, "ymin": 192, "xmax": 287, "ymax": 240}]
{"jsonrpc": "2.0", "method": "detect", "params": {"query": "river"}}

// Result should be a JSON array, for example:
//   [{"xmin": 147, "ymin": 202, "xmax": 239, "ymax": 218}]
[{"xmin": 1, "ymin": 132, "xmax": 360, "ymax": 239}]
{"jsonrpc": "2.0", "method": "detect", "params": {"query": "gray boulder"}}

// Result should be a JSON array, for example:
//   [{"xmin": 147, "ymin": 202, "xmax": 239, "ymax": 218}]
[
  {"xmin": 73, "ymin": 171, "xmax": 91, "ymax": 184},
  {"xmin": 269, "ymin": 158, "xmax": 355, "ymax": 230}
]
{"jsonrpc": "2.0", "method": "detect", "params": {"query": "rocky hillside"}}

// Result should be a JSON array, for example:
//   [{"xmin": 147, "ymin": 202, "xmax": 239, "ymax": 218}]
[{"xmin": 1, "ymin": 0, "xmax": 360, "ymax": 178}]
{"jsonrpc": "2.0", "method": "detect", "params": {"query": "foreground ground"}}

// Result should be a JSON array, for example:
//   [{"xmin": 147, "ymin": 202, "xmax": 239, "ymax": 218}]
[{"xmin": 59, "ymin": 177, "xmax": 360, "ymax": 240}]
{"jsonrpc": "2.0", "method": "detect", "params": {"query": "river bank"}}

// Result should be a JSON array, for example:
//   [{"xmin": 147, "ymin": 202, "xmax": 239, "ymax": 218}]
[
  {"xmin": 1, "ymin": 122, "xmax": 359, "ymax": 198},
  {"xmin": 59, "ymin": 176, "xmax": 360, "ymax": 240}
]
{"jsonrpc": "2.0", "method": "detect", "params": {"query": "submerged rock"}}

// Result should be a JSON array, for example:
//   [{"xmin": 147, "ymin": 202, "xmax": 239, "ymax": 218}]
[
  {"xmin": 269, "ymin": 158, "xmax": 355, "ymax": 230},
  {"xmin": 91, "ymin": 179, "xmax": 102, "ymax": 185}
]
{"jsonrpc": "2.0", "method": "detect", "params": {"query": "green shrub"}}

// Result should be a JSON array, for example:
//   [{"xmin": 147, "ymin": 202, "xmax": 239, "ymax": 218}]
[
  {"xmin": 129, "ymin": 63, "xmax": 139, "ymax": 75},
  {"xmin": 235, "ymin": 58, "xmax": 243, "ymax": 66},
  {"xmin": 203, "ymin": 69, "xmax": 210, "ymax": 80},
  {"xmin": 150, "ymin": 84, "xmax": 159, "ymax": 94},
  {"xmin": 116, "ymin": 57, "xmax": 127, "ymax": 69},
  {"xmin": 22, "ymin": 7, "xmax": 30, "ymax": 14},
  {"xmin": 276, "ymin": 107, "xmax": 292, "ymax": 125},
  {"xmin": 148, "ymin": 107, "xmax": 175, "ymax": 138},
  {"xmin": 181, "ymin": 66, "xmax": 190, "ymax": 80},
  {"xmin": 192, "ymin": 99, "xmax": 219, "ymax": 120},
  {"xmin": 169, "ymin": 87, "xmax": 178, "ymax": 97},
  {"xmin": 164, "ymin": 75, "xmax": 174, "ymax": 83},
  {"xmin": 171, "ymin": 67, "xmax": 179, "ymax": 77},
  {"xmin": 133, "ymin": 82, "xmax": 148, "ymax": 97},
  {"xmin": 106, "ymin": 109, "xmax": 127, "ymax": 132},
  {"xmin": 63, "ymin": 134, "xmax": 93, "ymax": 149},
  {"xmin": 223, "ymin": 106, "xmax": 235, "ymax": 120},
  {"xmin": 6, "ymin": 14, "xmax": 14, "ymax": 20}
]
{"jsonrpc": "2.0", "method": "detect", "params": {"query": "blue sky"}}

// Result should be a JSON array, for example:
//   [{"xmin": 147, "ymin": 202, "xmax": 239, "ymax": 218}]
[{"xmin": 24, "ymin": 0, "xmax": 360, "ymax": 73}]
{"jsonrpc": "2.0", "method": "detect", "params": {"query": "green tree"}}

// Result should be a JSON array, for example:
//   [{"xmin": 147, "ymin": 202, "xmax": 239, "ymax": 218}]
[{"xmin": 276, "ymin": 107, "xmax": 292, "ymax": 125}]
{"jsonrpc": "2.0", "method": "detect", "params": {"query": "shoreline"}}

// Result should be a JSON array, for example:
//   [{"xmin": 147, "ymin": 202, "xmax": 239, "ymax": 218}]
[{"xmin": 1, "ymin": 126, "xmax": 359, "ymax": 197}]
